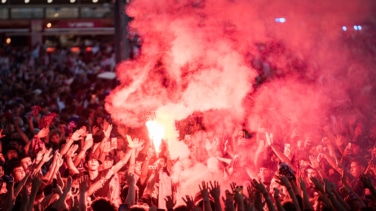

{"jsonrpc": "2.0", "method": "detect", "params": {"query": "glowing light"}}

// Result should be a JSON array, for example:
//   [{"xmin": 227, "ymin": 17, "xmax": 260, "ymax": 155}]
[
  {"xmin": 358, "ymin": 25, "xmax": 362, "ymax": 30},
  {"xmin": 1, "ymin": 0, "xmax": 6, "ymax": 4},
  {"xmin": 46, "ymin": 47, "xmax": 55, "ymax": 53},
  {"xmin": 24, "ymin": 0, "xmax": 29, "ymax": 3},
  {"xmin": 353, "ymin": 25, "xmax": 358, "ymax": 30},
  {"xmin": 146, "ymin": 120, "xmax": 165, "ymax": 153},
  {"xmin": 5, "ymin": 38, "xmax": 11, "ymax": 45},
  {"xmin": 47, "ymin": 0, "xmax": 52, "ymax": 3},
  {"xmin": 92, "ymin": 0, "xmax": 98, "ymax": 3},
  {"xmin": 342, "ymin": 26, "xmax": 347, "ymax": 31},
  {"xmin": 46, "ymin": 22, "xmax": 52, "ymax": 28},
  {"xmin": 275, "ymin": 17, "xmax": 286, "ymax": 23},
  {"xmin": 70, "ymin": 47, "xmax": 80, "ymax": 53},
  {"xmin": 54, "ymin": 13, "xmax": 59, "ymax": 17},
  {"xmin": 70, "ymin": 0, "xmax": 75, "ymax": 3}
]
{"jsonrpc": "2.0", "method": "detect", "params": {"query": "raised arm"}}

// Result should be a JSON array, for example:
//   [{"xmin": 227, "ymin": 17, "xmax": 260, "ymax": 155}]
[
  {"xmin": 60, "ymin": 128, "xmax": 84, "ymax": 156},
  {"xmin": 266, "ymin": 132, "xmax": 296, "ymax": 172}
]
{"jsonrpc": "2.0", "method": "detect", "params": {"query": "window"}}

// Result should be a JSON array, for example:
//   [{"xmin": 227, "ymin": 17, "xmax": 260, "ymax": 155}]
[
  {"xmin": 80, "ymin": 6, "xmax": 112, "ymax": 18},
  {"xmin": 0, "ymin": 8, "xmax": 8, "ymax": 19},
  {"xmin": 46, "ymin": 7, "xmax": 78, "ymax": 18},
  {"xmin": 10, "ymin": 8, "xmax": 43, "ymax": 19}
]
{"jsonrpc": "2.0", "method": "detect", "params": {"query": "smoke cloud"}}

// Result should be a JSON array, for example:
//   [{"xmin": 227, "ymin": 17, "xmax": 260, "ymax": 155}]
[{"xmin": 105, "ymin": 0, "xmax": 376, "ymax": 198}]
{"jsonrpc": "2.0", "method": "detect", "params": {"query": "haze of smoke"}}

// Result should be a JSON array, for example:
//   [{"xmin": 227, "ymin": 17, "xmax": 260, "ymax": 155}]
[{"xmin": 105, "ymin": 0, "xmax": 376, "ymax": 193}]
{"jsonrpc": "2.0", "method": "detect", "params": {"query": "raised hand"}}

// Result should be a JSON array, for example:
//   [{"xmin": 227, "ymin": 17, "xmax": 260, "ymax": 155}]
[
  {"xmin": 164, "ymin": 195, "xmax": 176, "ymax": 210},
  {"xmin": 37, "ymin": 127, "xmax": 49, "ymax": 138},
  {"xmin": 274, "ymin": 174, "xmax": 291, "ymax": 188},
  {"xmin": 221, "ymin": 190, "xmax": 235, "ymax": 211},
  {"xmin": 298, "ymin": 177, "xmax": 307, "ymax": 191},
  {"xmin": 66, "ymin": 144, "xmax": 79, "ymax": 158},
  {"xmin": 309, "ymin": 155, "xmax": 320, "ymax": 169},
  {"xmin": 31, "ymin": 171, "xmax": 43, "ymax": 187},
  {"xmin": 310, "ymin": 176, "xmax": 325, "ymax": 193},
  {"xmin": 304, "ymin": 136, "xmax": 312, "ymax": 148},
  {"xmin": 251, "ymin": 179, "xmax": 267, "ymax": 194},
  {"xmin": 35, "ymin": 150, "xmax": 44, "ymax": 163},
  {"xmin": 55, "ymin": 151, "xmax": 64, "ymax": 167},
  {"xmin": 83, "ymin": 136, "xmax": 93, "ymax": 151},
  {"xmin": 335, "ymin": 135, "xmax": 344, "ymax": 148},
  {"xmin": 127, "ymin": 135, "xmax": 144, "ymax": 149},
  {"xmin": 209, "ymin": 181, "xmax": 221, "ymax": 199},
  {"xmin": 247, "ymin": 185, "xmax": 255, "ymax": 200},
  {"xmin": 79, "ymin": 174, "xmax": 90, "ymax": 193},
  {"xmin": 323, "ymin": 178, "xmax": 333, "ymax": 193},
  {"xmin": 92, "ymin": 125, "xmax": 99, "ymax": 135},
  {"xmin": 42, "ymin": 148, "xmax": 53, "ymax": 163},
  {"xmin": 230, "ymin": 182, "xmax": 237, "ymax": 194},
  {"xmin": 182, "ymin": 195, "xmax": 195, "ymax": 210},
  {"xmin": 273, "ymin": 187, "xmax": 280, "ymax": 199},
  {"xmin": 199, "ymin": 181, "xmax": 210, "ymax": 200},
  {"xmin": 71, "ymin": 129, "xmax": 84, "ymax": 141},
  {"xmin": 52, "ymin": 176, "xmax": 72, "ymax": 210}
]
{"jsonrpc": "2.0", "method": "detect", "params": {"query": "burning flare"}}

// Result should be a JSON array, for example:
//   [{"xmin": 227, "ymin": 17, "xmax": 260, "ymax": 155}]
[{"xmin": 146, "ymin": 120, "xmax": 165, "ymax": 153}]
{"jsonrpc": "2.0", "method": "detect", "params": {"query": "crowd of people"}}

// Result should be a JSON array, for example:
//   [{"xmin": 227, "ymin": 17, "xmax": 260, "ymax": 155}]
[{"xmin": 1, "ymin": 39, "xmax": 376, "ymax": 211}]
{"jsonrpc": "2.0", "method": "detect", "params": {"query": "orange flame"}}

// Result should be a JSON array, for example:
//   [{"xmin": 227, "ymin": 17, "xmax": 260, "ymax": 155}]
[{"xmin": 146, "ymin": 120, "xmax": 165, "ymax": 153}]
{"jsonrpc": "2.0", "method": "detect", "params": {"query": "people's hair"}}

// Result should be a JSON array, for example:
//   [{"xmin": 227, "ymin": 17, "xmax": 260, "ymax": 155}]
[
  {"xmin": 49, "ymin": 129, "xmax": 61, "ymax": 138},
  {"xmin": 129, "ymin": 207, "xmax": 148, "ymax": 211},
  {"xmin": 349, "ymin": 158, "xmax": 367, "ymax": 169},
  {"xmin": 282, "ymin": 201, "xmax": 297, "ymax": 211},
  {"xmin": 6, "ymin": 159, "xmax": 22, "ymax": 175},
  {"xmin": 174, "ymin": 205, "xmax": 189, "ymax": 211},
  {"xmin": 91, "ymin": 198, "xmax": 116, "ymax": 211},
  {"xmin": 18, "ymin": 154, "xmax": 31, "ymax": 163},
  {"xmin": 58, "ymin": 121, "xmax": 67, "ymax": 126}
]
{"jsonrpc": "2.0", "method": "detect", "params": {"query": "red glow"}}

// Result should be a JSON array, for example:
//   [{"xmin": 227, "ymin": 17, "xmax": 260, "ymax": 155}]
[
  {"xmin": 105, "ymin": 0, "xmax": 376, "ymax": 201},
  {"xmin": 46, "ymin": 47, "xmax": 55, "ymax": 53},
  {"xmin": 70, "ymin": 47, "xmax": 80, "ymax": 53},
  {"xmin": 85, "ymin": 46, "xmax": 92, "ymax": 52}
]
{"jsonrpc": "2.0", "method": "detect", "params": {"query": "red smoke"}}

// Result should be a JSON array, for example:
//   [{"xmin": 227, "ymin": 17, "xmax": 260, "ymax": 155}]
[{"xmin": 105, "ymin": 0, "xmax": 376, "ymax": 198}]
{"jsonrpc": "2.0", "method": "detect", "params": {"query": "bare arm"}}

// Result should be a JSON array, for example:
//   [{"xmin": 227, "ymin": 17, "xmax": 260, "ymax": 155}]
[
  {"xmin": 298, "ymin": 178, "xmax": 313, "ymax": 211},
  {"xmin": 27, "ymin": 173, "xmax": 43, "ymax": 211}
]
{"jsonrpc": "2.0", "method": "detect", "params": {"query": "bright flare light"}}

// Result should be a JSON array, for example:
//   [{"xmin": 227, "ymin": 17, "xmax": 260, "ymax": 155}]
[{"xmin": 146, "ymin": 120, "xmax": 165, "ymax": 153}]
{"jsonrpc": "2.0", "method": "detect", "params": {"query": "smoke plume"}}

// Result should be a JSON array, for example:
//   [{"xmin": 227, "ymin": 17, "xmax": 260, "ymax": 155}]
[{"xmin": 105, "ymin": 0, "xmax": 376, "ymax": 198}]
